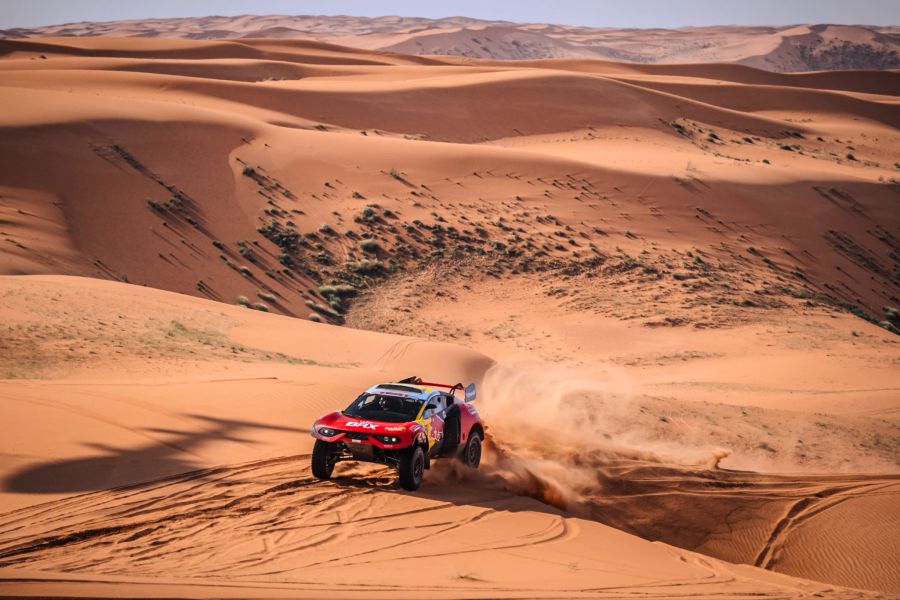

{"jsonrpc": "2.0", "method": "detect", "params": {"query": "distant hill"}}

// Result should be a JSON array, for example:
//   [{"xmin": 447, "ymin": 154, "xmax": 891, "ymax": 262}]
[{"xmin": 3, "ymin": 14, "xmax": 898, "ymax": 72}]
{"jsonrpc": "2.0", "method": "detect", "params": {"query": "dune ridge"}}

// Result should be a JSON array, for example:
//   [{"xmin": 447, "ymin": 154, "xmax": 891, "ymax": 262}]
[{"xmin": 3, "ymin": 16, "xmax": 899, "ymax": 72}]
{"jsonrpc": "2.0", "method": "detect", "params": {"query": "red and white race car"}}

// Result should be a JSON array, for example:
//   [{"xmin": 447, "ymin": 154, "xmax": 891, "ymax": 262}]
[{"xmin": 310, "ymin": 376, "xmax": 484, "ymax": 490}]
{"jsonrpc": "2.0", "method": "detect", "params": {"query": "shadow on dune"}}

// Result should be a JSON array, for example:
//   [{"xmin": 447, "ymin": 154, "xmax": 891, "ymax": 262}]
[
  {"xmin": 2, "ymin": 415, "xmax": 309, "ymax": 494},
  {"xmin": 324, "ymin": 458, "xmax": 575, "ymax": 521}
]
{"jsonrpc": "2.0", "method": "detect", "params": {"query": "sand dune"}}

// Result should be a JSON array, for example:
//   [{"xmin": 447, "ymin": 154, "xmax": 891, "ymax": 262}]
[
  {"xmin": 1, "ymin": 35, "xmax": 899, "ymax": 597},
  {"xmin": 2, "ymin": 36, "xmax": 897, "ymax": 320},
  {"xmin": 4, "ymin": 16, "xmax": 899, "ymax": 72},
  {"xmin": 1, "ymin": 275, "xmax": 896, "ymax": 598},
  {"xmin": 0, "ymin": 456, "xmax": 861, "ymax": 599}
]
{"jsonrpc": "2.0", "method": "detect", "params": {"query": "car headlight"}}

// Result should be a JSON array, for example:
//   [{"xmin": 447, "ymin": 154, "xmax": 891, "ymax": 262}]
[
  {"xmin": 317, "ymin": 426, "xmax": 338, "ymax": 437},
  {"xmin": 374, "ymin": 435, "xmax": 401, "ymax": 444}
]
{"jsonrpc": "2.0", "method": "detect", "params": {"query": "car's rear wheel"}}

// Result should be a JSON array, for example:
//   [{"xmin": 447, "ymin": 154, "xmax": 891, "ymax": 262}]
[
  {"xmin": 311, "ymin": 440, "xmax": 337, "ymax": 480},
  {"xmin": 398, "ymin": 446, "xmax": 425, "ymax": 491},
  {"xmin": 462, "ymin": 430, "xmax": 482, "ymax": 469}
]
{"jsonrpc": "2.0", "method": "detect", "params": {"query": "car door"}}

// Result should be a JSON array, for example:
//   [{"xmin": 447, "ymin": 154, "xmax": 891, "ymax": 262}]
[{"xmin": 424, "ymin": 394, "xmax": 445, "ymax": 447}]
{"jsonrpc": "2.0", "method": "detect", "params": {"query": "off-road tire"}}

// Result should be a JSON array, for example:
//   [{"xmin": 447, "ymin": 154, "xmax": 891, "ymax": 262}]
[
  {"xmin": 311, "ymin": 439, "xmax": 337, "ymax": 480},
  {"xmin": 398, "ymin": 445, "xmax": 425, "ymax": 491},
  {"xmin": 462, "ymin": 430, "xmax": 482, "ymax": 469}
]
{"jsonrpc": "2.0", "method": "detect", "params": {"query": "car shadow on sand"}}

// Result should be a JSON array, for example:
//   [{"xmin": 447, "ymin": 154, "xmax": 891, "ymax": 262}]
[
  {"xmin": 2, "ymin": 415, "xmax": 309, "ymax": 494},
  {"xmin": 326, "ymin": 459, "xmax": 569, "ymax": 518}
]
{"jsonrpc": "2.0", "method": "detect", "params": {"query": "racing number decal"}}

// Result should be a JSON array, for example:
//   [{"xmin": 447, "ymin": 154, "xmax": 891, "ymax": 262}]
[
  {"xmin": 418, "ymin": 413, "xmax": 444, "ymax": 448},
  {"xmin": 430, "ymin": 413, "xmax": 445, "ymax": 443}
]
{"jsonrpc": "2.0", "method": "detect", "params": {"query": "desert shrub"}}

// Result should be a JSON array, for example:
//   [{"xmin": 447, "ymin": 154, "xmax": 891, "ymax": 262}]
[
  {"xmin": 257, "ymin": 291, "xmax": 276, "ymax": 302},
  {"xmin": 757, "ymin": 441, "xmax": 776, "ymax": 453},
  {"xmin": 239, "ymin": 266, "xmax": 252, "ymax": 276},
  {"xmin": 251, "ymin": 302, "xmax": 269, "ymax": 312},
  {"xmin": 305, "ymin": 300, "xmax": 341, "ymax": 319},
  {"xmin": 319, "ymin": 223, "xmax": 334, "ymax": 234},
  {"xmin": 258, "ymin": 221, "xmax": 300, "ymax": 253},
  {"xmin": 309, "ymin": 313, "xmax": 322, "ymax": 322},
  {"xmin": 879, "ymin": 321, "xmax": 900, "ymax": 334},
  {"xmin": 242, "ymin": 165, "xmax": 256, "ymax": 176},
  {"xmin": 347, "ymin": 259, "xmax": 383, "ymax": 275},
  {"xmin": 847, "ymin": 305, "xmax": 874, "ymax": 323},
  {"xmin": 212, "ymin": 240, "xmax": 226, "ymax": 250},
  {"xmin": 319, "ymin": 284, "xmax": 357, "ymax": 298},
  {"xmin": 359, "ymin": 239, "xmax": 381, "ymax": 253},
  {"xmin": 236, "ymin": 295, "xmax": 250, "ymax": 307}
]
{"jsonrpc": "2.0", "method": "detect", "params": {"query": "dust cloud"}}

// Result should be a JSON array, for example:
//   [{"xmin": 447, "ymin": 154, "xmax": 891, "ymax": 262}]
[{"xmin": 434, "ymin": 362, "xmax": 733, "ymax": 514}]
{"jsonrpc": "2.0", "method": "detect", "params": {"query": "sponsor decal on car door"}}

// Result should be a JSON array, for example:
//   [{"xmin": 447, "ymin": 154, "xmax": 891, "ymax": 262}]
[
  {"xmin": 418, "ymin": 407, "xmax": 444, "ymax": 449},
  {"xmin": 430, "ymin": 412, "xmax": 444, "ymax": 444}
]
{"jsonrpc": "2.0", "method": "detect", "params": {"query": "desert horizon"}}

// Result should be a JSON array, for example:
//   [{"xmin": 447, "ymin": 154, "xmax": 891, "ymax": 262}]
[
  {"xmin": 3, "ymin": 14, "xmax": 900, "ymax": 72},
  {"xmin": 0, "ymin": 2, "xmax": 898, "ymax": 599}
]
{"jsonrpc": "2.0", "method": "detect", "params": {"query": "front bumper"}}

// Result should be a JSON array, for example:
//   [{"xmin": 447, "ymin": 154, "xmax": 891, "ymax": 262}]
[{"xmin": 311, "ymin": 427, "xmax": 411, "ymax": 451}]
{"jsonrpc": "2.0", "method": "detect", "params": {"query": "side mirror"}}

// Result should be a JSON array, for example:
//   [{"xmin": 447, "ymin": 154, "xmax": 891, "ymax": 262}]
[{"xmin": 465, "ymin": 383, "xmax": 476, "ymax": 402}]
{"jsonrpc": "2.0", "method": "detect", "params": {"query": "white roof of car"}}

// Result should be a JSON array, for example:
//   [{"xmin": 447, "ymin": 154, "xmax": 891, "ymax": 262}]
[{"xmin": 366, "ymin": 383, "xmax": 438, "ymax": 401}]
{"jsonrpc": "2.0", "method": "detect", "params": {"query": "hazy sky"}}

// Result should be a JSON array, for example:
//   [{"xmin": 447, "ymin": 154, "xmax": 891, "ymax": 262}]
[{"xmin": 2, "ymin": 0, "xmax": 898, "ymax": 29}]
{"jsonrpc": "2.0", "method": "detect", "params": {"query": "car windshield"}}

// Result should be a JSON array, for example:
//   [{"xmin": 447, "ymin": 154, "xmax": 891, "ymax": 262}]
[{"xmin": 343, "ymin": 393, "xmax": 424, "ymax": 423}]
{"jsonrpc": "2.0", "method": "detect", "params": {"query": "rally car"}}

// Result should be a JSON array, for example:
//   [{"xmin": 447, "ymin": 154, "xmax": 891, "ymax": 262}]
[{"xmin": 310, "ymin": 376, "xmax": 484, "ymax": 490}]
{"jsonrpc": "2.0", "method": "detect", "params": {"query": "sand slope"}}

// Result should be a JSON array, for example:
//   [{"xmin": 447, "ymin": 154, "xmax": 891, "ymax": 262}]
[
  {"xmin": 0, "ymin": 275, "xmax": 893, "ymax": 599},
  {"xmin": 1, "ymin": 458, "xmax": 881, "ymax": 599},
  {"xmin": 1, "ymin": 37, "xmax": 897, "ymax": 324}
]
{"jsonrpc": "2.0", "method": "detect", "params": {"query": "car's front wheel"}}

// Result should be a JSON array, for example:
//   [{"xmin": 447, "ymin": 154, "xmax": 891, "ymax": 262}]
[
  {"xmin": 311, "ymin": 439, "xmax": 337, "ymax": 480},
  {"xmin": 398, "ymin": 445, "xmax": 425, "ymax": 491},
  {"xmin": 462, "ymin": 430, "xmax": 482, "ymax": 469}
]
